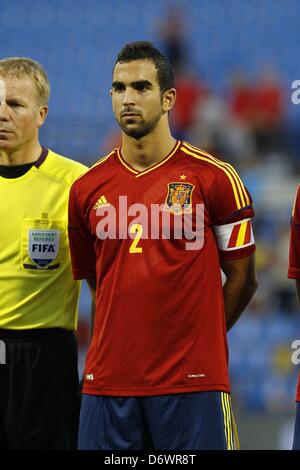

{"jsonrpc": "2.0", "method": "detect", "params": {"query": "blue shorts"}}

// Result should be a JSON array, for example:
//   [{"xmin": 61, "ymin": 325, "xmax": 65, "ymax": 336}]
[
  {"xmin": 78, "ymin": 391, "xmax": 235, "ymax": 450},
  {"xmin": 293, "ymin": 402, "xmax": 300, "ymax": 449}
]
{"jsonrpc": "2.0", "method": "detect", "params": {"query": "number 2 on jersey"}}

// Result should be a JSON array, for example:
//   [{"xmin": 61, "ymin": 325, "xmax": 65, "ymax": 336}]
[{"xmin": 129, "ymin": 224, "xmax": 143, "ymax": 254}]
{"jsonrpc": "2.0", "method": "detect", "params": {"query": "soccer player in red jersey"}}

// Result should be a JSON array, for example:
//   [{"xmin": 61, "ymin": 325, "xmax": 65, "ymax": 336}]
[
  {"xmin": 288, "ymin": 185, "xmax": 300, "ymax": 449},
  {"xmin": 68, "ymin": 41, "xmax": 257, "ymax": 450}
]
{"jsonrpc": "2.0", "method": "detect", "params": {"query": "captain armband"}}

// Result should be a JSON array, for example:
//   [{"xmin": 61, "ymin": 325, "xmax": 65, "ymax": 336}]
[{"xmin": 213, "ymin": 218, "xmax": 255, "ymax": 251}]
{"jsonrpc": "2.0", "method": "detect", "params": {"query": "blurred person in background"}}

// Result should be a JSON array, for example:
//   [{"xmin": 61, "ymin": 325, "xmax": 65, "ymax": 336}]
[
  {"xmin": 253, "ymin": 67, "xmax": 284, "ymax": 156},
  {"xmin": 0, "ymin": 58, "xmax": 87, "ymax": 449},
  {"xmin": 230, "ymin": 71, "xmax": 256, "ymax": 127},
  {"xmin": 229, "ymin": 68, "xmax": 285, "ymax": 158},
  {"xmin": 68, "ymin": 41, "xmax": 257, "ymax": 450},
  {"xmin": 189, "ymin": 86, "xmax": 256, "ymax": 165},
  {"xmin": 156, "ymin": 5, "xmax": 185, "ymax": 72},
  {"xmin": 170, "ymin": 67, "xmax": 206, "ymax": 141},
  {"xmin": 157, "ymin": 5, "xmax": 206, "ymax": 141}
]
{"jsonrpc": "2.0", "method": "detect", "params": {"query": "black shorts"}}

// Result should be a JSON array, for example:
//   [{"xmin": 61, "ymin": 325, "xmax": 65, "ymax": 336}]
[{"xmin": 0, "ymin": 328, "xmax": 79, "ymax": 450}]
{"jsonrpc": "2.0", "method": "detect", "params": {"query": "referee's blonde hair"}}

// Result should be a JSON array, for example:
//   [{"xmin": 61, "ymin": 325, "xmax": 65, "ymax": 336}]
[{"xmin": 0, "ymin": 57, "xmax": 50, "ymax": 106}]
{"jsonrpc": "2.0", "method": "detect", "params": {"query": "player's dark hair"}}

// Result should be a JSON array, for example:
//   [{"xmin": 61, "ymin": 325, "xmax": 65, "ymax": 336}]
[{"xmin": 114, "ymin": 41, "xmax": 175, "ymax": 93}]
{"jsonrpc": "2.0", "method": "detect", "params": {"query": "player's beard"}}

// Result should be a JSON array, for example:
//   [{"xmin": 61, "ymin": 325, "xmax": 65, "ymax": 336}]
[{"xmin": 118, "ymin": 112, "xmax": 162, "ymax": 140}]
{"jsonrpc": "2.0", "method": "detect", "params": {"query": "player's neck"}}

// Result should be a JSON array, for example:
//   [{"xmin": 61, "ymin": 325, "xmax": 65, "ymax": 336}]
[
  {"xmin": 0, "ymin": 142, "xmax": 43, "ymax": 166},
  {"xmin": 121, "ymin": 126, "xmax": 177, "ymax": 172}
]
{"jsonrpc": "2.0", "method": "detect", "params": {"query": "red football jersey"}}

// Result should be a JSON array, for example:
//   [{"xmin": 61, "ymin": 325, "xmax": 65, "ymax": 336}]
[
  {"xmin": 288, "ymin": 185, "xmax": 300, "ymax": 401},
  {"xmin": 69, "ymin": 140, "xmax": 255, "ymax": 396},
  {"xmin": 288, "ymin": 186, "xmax": 300, "ymax": 280}
]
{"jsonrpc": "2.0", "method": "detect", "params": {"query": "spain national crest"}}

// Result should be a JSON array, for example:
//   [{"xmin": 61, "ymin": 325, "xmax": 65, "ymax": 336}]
[{"xmin": 164, "ymin": 182, "xmax": 195, "ymax": 215}]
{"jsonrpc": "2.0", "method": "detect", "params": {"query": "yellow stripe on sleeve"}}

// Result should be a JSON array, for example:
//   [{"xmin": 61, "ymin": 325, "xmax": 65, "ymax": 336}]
[
  {"xmin": 181, "ymin": 146, "xmax": 243, "ymax": 210},
  {"xmin": 182, "ymin": 142, "xmax": 250, "ymax": 207}
]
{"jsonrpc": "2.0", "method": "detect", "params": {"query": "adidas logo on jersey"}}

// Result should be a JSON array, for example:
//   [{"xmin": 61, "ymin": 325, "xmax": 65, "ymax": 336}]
[{"xmin": 93, "ymin": 195, "xmax": 110, "ymax": 210}]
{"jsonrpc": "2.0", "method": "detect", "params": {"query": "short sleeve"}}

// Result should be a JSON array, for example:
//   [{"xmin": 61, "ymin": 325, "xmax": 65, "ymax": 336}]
[
  {"xmin": 288, "ymin": 185, "xmax": 300, "ymax": 279},
  {"xmin": 210, "ymin": 164, "xmax": 255, "ymax": 261},
  {"xmin": 68, "ymin": 182, "xmax": 97, "ymax": 280}
]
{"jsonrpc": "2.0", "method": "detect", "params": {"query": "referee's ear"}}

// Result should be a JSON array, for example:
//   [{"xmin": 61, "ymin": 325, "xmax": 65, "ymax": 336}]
[{"xmin": 37, "ymin": 105, "xmax": 48, "ymax": 128}]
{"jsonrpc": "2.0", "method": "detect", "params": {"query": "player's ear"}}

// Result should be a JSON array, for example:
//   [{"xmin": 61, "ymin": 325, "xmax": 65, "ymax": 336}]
[
  {"xmin": 162, "ymin": 88, "xmax": 176, "ymax": 112},
  {"xmin": 37, "ymin": 105, "xmax": 48, "ymax": 128},
  {"xmin": 109, "ymin": 89, "xmax": 113, "ymax": 97}
]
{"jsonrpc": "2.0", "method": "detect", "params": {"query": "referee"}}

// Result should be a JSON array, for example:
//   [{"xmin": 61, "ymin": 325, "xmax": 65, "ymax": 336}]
[{"xmin": 0, "ymin": 58, "xmax": 87, "ymax": 449}]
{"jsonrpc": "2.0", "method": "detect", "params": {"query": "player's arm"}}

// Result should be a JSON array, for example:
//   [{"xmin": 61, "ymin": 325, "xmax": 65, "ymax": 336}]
[
  {"xmin": 221, "ymin": 254, "xmax": 257, "ymax": 332},
  {"xmin": 208, "ymin": 159, "xmax": 257, "ymax": 331}
]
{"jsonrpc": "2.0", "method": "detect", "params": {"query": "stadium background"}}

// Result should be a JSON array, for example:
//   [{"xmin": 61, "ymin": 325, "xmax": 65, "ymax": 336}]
[{"xmin": 2, "ymin": 0, "xmax": 300, "ymax": 449}]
